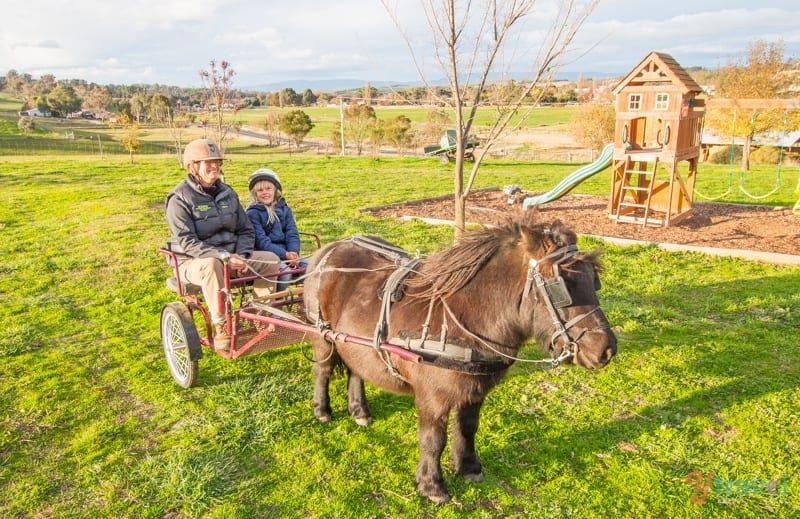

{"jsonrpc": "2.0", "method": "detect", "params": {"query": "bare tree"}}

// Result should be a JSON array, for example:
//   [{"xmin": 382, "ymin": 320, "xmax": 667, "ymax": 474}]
[
  {"xmin": 165, "ymin": 105, "xmax": 196, "ymax": 166},
  {"xmin": 381, "ymin": 0, "xmax": 599, "ymax": 237},
  {"xmin": 198, "ymin": 60, "xmax": 240, "ymax": 154}
]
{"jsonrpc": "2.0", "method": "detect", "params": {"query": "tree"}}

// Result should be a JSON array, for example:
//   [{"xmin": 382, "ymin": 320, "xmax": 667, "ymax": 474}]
[
  {"xmin": 83, "ymin": 86, "xmax": 112, "ymax": 116},
  {"xmin": 369, "ymin": 118, "xmax": 385, "ymax": 157},
  {"xmin": 121, "ymin": 123, "xmax": 141, "ymax": 164},
  {"xmin": 278, "ymin": 110, "xmax": 314, "ymax": 149},
  {"xmin": 47, "ymin": 84, "xmax": 82, "ymax": 116},
  {"xmin": 263, "ymin": 112, "xmax": 281, "ymax": 147},
  {"xmin": 149, "ymin": 94, "xmax": 172, "ymax": 124},
  {"xmin": 165, "ymin": 106, "xmax": 195, "ymax": 166},
  {"xmin": 279, "ymin": 87, "xmax": 301, "ymax": 107},
  {"xmin": 709, "ymin": 39, "xmax": 798, "ymax": 171},
  {"xmin": 382, "ymin": 0, "xmax": 599, "ymax": 237},
  {"xmin": 129, "ymin": 92, "xmax": 148, "ymax": 123},
  {"xmin": 32, "ymin": 74, "xmax": 57, "ymax": 97},
  {"xmin": 198, "ymin": 59, "xmax": 239, "ymax": 153},
  {"xmin": 342, "ymin": 104, "xmax": 377, "ymax": 155},
  {"xmin": 569, "ymin": 103, "xmax": 615, "ymax": 153},
  {"xmin": 17, "ymin": 116, "xmax": 35, "ymax": 136},
  {"xmin": 384, "ymin": 115, "xmax": 414, "ymax": 155},
  {"xmin": 301, "ymin": 88, "xmax": 317, "ymax": 106}
]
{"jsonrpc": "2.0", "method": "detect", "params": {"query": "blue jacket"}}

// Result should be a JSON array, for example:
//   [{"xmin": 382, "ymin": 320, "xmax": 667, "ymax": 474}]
[{"xmin": 246, "ymin": 199, "xmax": 300, "ymax": 260}]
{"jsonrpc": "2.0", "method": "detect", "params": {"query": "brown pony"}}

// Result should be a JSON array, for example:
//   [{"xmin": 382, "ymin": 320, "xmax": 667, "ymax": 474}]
[{"xmin": 302, "ymin": 215, "xmax": 617, "ymax": 503}]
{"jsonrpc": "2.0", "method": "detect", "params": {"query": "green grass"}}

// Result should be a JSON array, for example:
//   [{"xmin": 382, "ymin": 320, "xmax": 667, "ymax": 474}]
[
  {"xmin": 235, "ymin": 105, "xmax": 576, "ymax": 139},
  {"xmin": 0, "ymin": 150, "xmax": 798, "ymax": 518}
]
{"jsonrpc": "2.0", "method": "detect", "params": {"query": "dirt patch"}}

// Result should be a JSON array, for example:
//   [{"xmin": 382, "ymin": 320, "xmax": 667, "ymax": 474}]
[{"xmin": 367, "ymin": 189, "xmax": 800, "ymax": 257}]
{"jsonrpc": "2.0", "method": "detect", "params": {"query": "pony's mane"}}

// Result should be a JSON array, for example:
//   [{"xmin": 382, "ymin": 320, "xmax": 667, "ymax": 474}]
[{"xmin": 407, "ymin": 213, "xmax": 581, "ymax": 299}]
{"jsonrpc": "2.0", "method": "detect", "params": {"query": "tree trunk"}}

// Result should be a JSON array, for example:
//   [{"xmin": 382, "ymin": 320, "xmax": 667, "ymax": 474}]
[
  {"xmin": 453, "ymin": 146, "xmax": 466, "ymax": 241},
  {"xmin": 741, "ymin": 135, "xmax": 752, "ymax": 172}
]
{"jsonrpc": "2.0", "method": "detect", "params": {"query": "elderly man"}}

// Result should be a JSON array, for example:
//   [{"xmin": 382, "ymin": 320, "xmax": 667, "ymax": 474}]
[{"xmin": 165, "ymin": 138, "xmax": 279, "ymax": 350}]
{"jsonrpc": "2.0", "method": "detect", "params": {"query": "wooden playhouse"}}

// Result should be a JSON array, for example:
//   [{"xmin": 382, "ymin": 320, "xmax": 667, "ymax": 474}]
[{"xmin": 609, "ymin": 52, "xmax": 706, "ymax": 226}]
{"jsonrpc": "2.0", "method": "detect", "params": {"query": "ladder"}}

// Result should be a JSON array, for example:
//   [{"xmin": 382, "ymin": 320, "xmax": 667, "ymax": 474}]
[{"xmin": 614, "ymin": 157, "xmax": 659, "ymax": 226}]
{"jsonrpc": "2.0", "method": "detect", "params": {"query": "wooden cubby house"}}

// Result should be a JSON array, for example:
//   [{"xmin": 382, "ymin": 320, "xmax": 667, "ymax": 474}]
[{"xmin": 609, "ymin": 51, "xmax": 706, "ymax": 226}]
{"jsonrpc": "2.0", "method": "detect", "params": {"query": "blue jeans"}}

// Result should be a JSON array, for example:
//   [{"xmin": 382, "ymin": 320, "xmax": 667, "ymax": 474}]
[{"xmin": 277, "ymin": 260, "xmax": 307, "ymax": 292}]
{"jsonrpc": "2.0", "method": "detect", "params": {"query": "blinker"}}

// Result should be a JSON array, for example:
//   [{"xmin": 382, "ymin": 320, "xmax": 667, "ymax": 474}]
[{"xmin": 544, "ymin": 276, "xmax": 572, "ymax": 308}]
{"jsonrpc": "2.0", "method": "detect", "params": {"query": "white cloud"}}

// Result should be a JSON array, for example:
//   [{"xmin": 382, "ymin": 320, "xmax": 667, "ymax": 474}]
[{"xmin": 0, "ymin": 1, "xmax": 797, "ymax": 87}]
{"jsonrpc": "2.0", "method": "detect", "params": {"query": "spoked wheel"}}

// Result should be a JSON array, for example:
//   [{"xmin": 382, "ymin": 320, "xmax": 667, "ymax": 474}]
[{"xmin": 160, "ymin": 302, "xmax": 201, "ymax": 388}]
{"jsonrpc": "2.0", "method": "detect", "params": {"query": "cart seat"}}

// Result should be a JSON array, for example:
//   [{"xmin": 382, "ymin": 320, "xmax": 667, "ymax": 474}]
[{"xmin": 166, "ymin": 276, "xmax": 202, "ymax": 295}]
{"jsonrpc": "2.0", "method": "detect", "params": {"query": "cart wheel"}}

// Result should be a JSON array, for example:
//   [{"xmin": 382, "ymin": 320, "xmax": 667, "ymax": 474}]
[
  {"xmin": 439, "ymin": 154, "xmax": 450, "ymax": 164},
  {"xmin": 160, "ymin": 302, "xmax": 201, "ymax": 388}
]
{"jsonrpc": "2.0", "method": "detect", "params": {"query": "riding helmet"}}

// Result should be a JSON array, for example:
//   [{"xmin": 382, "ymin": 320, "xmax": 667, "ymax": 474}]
[
  {"xmin": 248, "ymin": 168, "xmax": 282, "ymax": 192},
  {"xmin": 182, "ymin": 138, "xmax": 223, "ymax": 168}
]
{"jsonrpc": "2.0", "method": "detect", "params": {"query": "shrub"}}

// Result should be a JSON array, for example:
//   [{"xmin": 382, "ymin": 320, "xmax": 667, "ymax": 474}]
[
  {"xmin": 707, "ymin": 145, "xmax": 741, "ymax": 164},
  {"xmin": 750, "ymin": 145, "xmax": 782, "ymax": 165}
]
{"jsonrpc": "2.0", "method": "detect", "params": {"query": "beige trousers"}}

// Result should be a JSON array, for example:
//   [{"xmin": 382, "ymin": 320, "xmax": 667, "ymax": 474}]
[{"xmin": 178, "ymin": 250, "xmax": 280, "ymax": 323}]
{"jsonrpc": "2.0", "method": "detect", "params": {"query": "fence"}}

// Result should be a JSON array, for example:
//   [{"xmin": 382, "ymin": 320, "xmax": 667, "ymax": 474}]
[{"xmin": 0, "ymin": 137, "xmax": 174, "ymax": 156}]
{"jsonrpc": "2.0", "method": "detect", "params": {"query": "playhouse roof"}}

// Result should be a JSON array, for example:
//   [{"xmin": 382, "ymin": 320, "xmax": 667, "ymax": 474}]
[{"xmin": 613, "ymin": 51, "xmax": 703, "ymax": 95}]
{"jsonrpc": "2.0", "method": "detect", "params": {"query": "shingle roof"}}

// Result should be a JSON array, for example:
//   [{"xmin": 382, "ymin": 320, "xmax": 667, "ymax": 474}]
[{"xmin": 613, "ymin": 51, "xmax": 703, "ymax": 95}]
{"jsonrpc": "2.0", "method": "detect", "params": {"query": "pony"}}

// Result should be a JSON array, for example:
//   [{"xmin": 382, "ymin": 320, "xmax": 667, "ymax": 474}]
[{"xmin": 302, "ymin": 215, "xmax": 617, "ymax": 503}]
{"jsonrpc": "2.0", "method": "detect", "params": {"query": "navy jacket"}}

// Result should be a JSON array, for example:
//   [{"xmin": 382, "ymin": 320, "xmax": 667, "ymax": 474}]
[{"xmin": 246, "ymin": 199, "xmax": 300, "ymax": 260}]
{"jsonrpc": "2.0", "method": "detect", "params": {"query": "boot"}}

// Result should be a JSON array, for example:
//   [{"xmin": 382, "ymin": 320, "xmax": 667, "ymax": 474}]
[{"xmin": 213, "ymin": 322, "xmax": 231, "ymax": 351}]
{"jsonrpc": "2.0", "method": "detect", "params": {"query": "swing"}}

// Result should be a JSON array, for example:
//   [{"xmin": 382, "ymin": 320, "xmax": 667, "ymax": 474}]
[
  {"xmin": 737, "ymin": 112, "xmax": 786, "ymax": 200},
  {"xmin": 694, "ymin": 109, "xmax": 734, "ymax": 201}
]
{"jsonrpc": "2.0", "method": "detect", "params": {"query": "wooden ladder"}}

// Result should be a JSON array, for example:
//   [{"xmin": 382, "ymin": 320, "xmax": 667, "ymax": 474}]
[{"xmin": 614, "ymin": 157, "xmax": 658, "ymax": 226}]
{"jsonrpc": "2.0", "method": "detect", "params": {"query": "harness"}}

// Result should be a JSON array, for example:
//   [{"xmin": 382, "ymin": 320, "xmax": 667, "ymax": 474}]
[
  {"xmin": 315, "ymin": 237, "xmax": 599, "ymax": 377},
  {"xmin": 523, "ymin": 244, "xmax": 600, "ymax": 367}
]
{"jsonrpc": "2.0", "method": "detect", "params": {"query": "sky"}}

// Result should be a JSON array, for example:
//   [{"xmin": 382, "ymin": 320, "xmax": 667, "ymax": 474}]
[{"xmin": 1, "ymin": 1, "xmax": 798, "ymax": 90}]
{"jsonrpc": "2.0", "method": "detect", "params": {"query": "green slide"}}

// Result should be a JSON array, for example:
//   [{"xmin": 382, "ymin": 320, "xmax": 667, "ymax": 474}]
[{"xmin": 522, "ymin": 143, "xmax": 614, "ymax": 209}]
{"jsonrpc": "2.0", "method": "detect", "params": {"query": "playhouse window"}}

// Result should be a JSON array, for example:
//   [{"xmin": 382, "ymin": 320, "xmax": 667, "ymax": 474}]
[
  {"xmin": 628, "ymin": 94, "xmax": 642, "ymax": 110},
  {"xmin": 655, "ymin": 93, "xmax": 669, "ymax": 111}
]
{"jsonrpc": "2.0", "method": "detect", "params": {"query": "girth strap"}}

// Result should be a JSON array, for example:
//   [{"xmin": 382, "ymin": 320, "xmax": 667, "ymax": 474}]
[{"xmin": 373, "ymin": 258, "xmax": 421, "ymax": 350}]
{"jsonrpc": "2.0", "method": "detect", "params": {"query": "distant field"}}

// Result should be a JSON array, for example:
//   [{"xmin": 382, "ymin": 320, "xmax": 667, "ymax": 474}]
[{"xmin": 235, "ymin": 104, "xmax": 576, "ymax": 139}]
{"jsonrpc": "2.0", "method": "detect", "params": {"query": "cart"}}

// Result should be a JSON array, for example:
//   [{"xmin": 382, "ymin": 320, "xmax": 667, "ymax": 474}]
[
  {"xmin": 158, "ymin": 233, "xmax": 424, "ymax": 387},
  {"xmin": 423, "ymin": 130, "xmax": 479, "ymax": 163},
  {"xmin": 157, "ymin": 233, "xmax": 320, "ymax": 387}
]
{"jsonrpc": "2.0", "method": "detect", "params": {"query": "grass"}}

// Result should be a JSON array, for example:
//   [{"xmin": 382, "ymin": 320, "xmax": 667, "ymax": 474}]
[{"xmin": 0, "ymin": 148, "xmax": 798, "ymax": 518}]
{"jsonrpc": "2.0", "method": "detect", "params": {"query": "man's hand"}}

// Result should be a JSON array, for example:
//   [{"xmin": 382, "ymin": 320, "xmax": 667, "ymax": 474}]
[{"xmin": 229, "ymin": 253, "xmax": 250, "ymax": 273}]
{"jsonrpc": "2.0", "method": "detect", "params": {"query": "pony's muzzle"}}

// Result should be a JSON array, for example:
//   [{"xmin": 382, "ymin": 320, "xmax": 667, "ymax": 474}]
[{"xmin": 573, "ymin": 328, "xmax": 617, "ymax": 369}]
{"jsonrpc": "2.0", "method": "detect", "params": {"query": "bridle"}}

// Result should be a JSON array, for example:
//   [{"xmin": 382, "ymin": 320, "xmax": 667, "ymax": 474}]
[{"xmin": 523, "ymin": 244, "xmax": 601, "ymax": 367}]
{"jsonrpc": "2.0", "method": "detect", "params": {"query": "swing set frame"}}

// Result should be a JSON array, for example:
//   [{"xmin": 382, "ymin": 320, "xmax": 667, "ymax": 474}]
[{"xmin": 699, "ymin": 98, "xmax": 799, "ymax": 204}]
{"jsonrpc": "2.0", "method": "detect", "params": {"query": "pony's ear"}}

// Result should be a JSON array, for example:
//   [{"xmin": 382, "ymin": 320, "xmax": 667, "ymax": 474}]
[
  {"xmin": 549, "ymin": 220, "xmax": 577, "ymax": 247},
  {"xmin": 519, "ymin": 224, "xmax": 549, "ymax": 253}
]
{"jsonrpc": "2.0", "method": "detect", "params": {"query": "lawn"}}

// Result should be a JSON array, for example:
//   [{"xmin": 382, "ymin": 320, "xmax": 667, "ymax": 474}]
[{"xmin": 0, "ymin": 150, "xmax": 798, "ymax": 518}]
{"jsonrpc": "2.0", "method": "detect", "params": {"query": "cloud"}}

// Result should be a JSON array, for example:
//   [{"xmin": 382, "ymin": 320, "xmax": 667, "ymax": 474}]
[{"xmin": 0, "ymin": 1, "xmax": 796, "ymax": 87}]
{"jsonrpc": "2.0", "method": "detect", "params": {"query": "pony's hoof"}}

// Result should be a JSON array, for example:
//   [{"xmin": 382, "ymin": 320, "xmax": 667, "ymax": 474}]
[
  {"xmin": 418, "ymin": 482, "xmax": 450, "ymax": 504},
  {"xmin": 423, "ymin": 491, "xmax": 451, "ymax": 505},
  {"xmin": 464, "ymin": 472, "xmax": 484, "ymax": 483},
  {"xmin": 315, "ymin": 413, "xmax": 332, "ymax": 424},
  {"xmin": 354, "ymin": 416, "xmax": 373, "ymax": 427}
]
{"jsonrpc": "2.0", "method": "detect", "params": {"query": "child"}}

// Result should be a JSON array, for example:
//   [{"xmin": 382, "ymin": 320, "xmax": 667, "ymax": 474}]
[{"xmin": 246, "ymin": 168, "xmax": 304, "ymax": 290}]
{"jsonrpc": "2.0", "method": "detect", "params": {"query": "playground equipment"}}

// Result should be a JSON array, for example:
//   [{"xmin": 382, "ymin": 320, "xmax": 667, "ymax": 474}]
[
  {"xmin": 522, "ymin": 143, "xmax": 614, "ymax": 209},
  {"xmin": 699, "ymin": 102, "xmax": 799, "ymax": 202},
  {"xmin": 424, "ymin": 130, "xmax": 479, "ymax": 163},
  {"xmin": 608, "ymin": 52, "xmax": 706, "ymax": 227}
]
